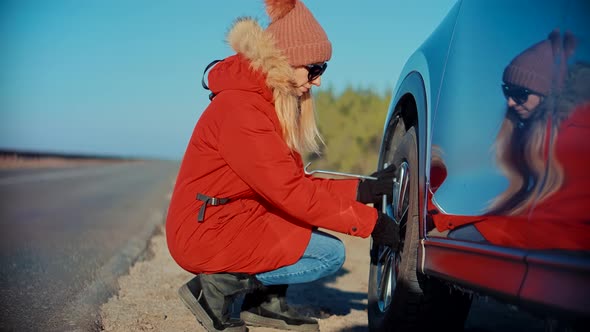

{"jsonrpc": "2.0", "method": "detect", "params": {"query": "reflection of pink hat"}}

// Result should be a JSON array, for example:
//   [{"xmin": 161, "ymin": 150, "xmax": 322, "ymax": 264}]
[
  {"xmin": 503, "ymin": 29, "xmax": 576, "ymax": 95},
  {"xmin": 265, "ymin": 0, "xmax": 332, "ymax": 66}
]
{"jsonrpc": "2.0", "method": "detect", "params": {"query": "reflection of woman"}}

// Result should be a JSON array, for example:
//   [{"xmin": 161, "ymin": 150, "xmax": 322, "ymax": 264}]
[
  {"xmin": 165, "ymin": 1, "xmax": 399, "ymax": 331},
  {"xmin": 430, "ymin": 30, "xmax": 590, "ymax": 250},
  {"xmin": 488, "ymin": 30, "xmax": 578, "ymax": 216}
]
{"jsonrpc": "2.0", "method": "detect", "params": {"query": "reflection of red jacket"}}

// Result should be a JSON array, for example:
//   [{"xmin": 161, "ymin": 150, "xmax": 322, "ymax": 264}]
[
  {"xmin": 166, "ymin": 54, "xmax": 377, "ymax": 275},
  {"xmin": 432, "ymin": 103, "xmax": 590, "ymax": 250}
]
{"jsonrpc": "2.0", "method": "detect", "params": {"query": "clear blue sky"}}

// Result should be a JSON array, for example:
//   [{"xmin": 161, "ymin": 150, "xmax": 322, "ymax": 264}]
[{"xmin": 1, "ymin": 0, "xmax": 457, "ymax": 161}]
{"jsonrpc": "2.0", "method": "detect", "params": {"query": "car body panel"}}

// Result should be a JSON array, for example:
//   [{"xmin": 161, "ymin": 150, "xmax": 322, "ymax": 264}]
[
  {"xmin": 520, "ymin": 251, "xmax": 590, "ymax": 319},
  {"xmin": 423, "ymin": 238, "xmax": 527, "ymax": 298},
  {"xmin": 431, "ymin": 0, "xmax": 568, "ymax": 215}
]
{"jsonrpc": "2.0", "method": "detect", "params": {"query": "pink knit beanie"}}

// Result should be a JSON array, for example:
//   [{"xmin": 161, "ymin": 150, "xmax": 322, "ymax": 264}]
[
  {"xmin": 265, "ymin": 0, "xmax": 332, "ymax": 67},
  {"xmin": 503, "ymin": 29, "xmax": 577, "ymax": 95}
]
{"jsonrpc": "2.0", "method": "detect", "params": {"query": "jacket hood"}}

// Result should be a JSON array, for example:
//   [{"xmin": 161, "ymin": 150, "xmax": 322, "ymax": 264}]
[{"xmin": 207, "ymin": 17, "xmax": 297, "ymax": 101}]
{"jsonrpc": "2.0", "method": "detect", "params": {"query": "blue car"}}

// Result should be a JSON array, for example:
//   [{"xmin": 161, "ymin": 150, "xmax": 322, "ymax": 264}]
[{"xmin": 367, "ymin": 1, "xmax": 590, "ymax": 331}]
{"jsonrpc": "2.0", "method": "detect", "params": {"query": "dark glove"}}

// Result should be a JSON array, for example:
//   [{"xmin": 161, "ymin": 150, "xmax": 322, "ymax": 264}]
[
  {"xmin": 371, "ymin": 212, "xmax": 400, "ymax": 248},
  {"xmin": 357, "ymin": 164, "xmax": 397, "ymax": 204}
]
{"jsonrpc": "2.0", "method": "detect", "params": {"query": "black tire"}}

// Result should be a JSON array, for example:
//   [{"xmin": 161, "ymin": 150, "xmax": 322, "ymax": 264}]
[{"xmin": 368, "ymin": 123, "xmax": 471, "ymax": 331}]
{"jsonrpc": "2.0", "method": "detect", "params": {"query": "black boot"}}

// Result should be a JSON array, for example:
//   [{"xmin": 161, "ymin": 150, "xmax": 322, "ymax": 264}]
[
  {"xmin": 178, "ymin": 273, "xmax": 261, "ymax": 332},
  {"xmin": 240, "ymin": 285, "xmax": 319, "ymax": 332}
]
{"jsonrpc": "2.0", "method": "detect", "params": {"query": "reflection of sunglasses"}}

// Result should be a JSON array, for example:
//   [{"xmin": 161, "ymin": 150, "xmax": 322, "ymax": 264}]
[
  {"xmin": 501, "ymin": 83, "xmax": 541, "ymax": 105},
  {"xmin": 305, "ymin": 62, "xmax": 328, "ymax": 82}
]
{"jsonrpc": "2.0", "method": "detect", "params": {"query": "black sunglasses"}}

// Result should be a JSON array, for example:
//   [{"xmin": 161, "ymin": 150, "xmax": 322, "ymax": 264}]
[
  {"xmin": 304, "ymin": 62, "xmax": 328, "ymax": 82},
  {"xmin": 501, "ymin": 83, "xmax": 541, "ymax": 105}
]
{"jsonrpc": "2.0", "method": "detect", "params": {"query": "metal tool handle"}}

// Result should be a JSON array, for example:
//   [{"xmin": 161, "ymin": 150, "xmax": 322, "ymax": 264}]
[
  {"xmin": 382, "ymin": 163, "xmax": 388, "ymax": 213},
  {"xmin": 304, "ymin": 162, "xmax": 378, "ymax": 180}
]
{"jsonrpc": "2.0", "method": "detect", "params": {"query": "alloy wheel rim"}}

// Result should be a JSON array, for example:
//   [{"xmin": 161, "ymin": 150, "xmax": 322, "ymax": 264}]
[{"xmin": 376, "ymin": 161, "xmax": 410, "ymax": 312}]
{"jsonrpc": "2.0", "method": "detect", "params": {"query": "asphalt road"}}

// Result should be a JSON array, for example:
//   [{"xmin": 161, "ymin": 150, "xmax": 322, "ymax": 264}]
[{"xmin": 0, "ymin": 161, "xmax": 179, "ymax": 331}]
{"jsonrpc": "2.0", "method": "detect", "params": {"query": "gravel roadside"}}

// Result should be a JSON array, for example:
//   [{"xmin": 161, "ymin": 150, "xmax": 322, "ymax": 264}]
[{"xmin": 99, "ymin": 225, "xmax": 372, "ymax": 332}]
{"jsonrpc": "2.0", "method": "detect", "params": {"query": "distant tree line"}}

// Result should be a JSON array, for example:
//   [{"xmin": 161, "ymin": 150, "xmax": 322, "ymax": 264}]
[{"xmin": 305, "ymin": 86, "xmax": 392, "ymax": 175}]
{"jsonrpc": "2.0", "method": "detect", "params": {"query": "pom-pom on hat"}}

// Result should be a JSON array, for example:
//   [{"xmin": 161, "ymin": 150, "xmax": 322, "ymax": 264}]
[
  {"xmin": 503, "ymin": 29, "xmax": 577, "ymax": 95},
  {"xmin": 265, "ymin": 0, "xmax": 332, "ymax": 67}
]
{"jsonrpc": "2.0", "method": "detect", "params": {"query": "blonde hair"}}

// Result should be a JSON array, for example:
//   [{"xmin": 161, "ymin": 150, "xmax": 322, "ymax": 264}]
[
  {"xmin": 273, "ymin": 88, "xmax": 323, "ymax": 154},
  {"xmin": 489, "ymin": 112, "xmax": 563, "ymax": 215}
]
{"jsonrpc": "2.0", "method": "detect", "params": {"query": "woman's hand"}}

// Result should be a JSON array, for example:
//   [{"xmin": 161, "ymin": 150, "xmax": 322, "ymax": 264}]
[
  {"xmin": 371, "ymin": 212, "xmax": 400, "ymax": 248},
  {"xmin": 357, "ymin": 164, "xmax": 397, "ymax": 204}
]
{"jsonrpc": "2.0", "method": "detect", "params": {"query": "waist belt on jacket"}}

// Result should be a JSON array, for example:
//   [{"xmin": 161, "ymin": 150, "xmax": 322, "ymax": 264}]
[{"xmin": 196, "ymin": 193, "xmax": 230, "ymax": 222}]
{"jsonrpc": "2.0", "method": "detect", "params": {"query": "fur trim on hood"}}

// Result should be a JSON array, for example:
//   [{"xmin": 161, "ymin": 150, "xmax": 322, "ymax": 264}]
[{"xmin": 227, "ymin": 17, "xmax": 297, "ymax": 97}]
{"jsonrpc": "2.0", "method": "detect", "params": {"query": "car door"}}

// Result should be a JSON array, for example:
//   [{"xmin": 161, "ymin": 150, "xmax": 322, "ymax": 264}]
[
  {"xmin": 516, "ymin": 0, "xmax": 590, "ymax": 320},
  {"xmin": 425, "ymin": 0, "xmax": 589, "ymax": 318}
]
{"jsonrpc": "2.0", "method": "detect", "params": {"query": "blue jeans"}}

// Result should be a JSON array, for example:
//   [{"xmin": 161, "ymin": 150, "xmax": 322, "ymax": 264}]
[{"xmin": 255, "ymin": 230, "xmax": 345, "ymax": 286}]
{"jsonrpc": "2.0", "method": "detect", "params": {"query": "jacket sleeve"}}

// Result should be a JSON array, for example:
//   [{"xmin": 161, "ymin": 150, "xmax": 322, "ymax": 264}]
[
  {"xmin": 305, "ymin": 176, "xmax": 360, "ymax": 201},
  {"xmin": 218, "ymin": 106, "xmax": 376, "ymax": 238}
]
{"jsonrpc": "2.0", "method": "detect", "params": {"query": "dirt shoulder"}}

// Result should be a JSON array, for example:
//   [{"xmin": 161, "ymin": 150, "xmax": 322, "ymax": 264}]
[{"xmin": 99, "ymin": 226, "xmax": 372, "ymax": 332}]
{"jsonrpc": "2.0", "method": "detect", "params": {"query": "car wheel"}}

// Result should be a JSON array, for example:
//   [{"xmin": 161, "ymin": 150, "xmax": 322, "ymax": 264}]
[{"xmin": 368, "ymin": 121, "xmax": 471, "ymax": 331}]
